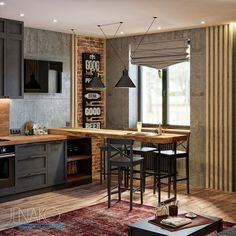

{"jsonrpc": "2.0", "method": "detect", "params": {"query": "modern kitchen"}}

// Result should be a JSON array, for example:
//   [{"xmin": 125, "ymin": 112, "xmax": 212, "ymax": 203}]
[{"xmin": 0, "ymin": 0, "xmax": 236, "ymax": 235}]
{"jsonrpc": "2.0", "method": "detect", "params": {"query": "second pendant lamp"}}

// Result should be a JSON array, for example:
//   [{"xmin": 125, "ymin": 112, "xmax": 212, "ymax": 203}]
[
  {"xmin": 115, "ymin": 68, "xmax": 135, "ymax": 88},
  {"xmin": 98, "ymin": 22, "xmax": 135, "ymax": 88}
]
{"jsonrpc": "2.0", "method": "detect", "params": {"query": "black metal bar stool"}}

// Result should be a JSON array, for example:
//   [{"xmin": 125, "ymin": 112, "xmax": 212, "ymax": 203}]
[
  {"xmin": 153, "ymin": 142, "xmax": 177, "ymax": 204},
  {"xmin": 160, "ymin": 131, "xmax": 191, "ymax": 194},
  {"xmin": 132, "ymin": 143, "xmax": 157, "ymax": 191},
  {"xmin": 107, "ymin": 138, "xmax": 144, "ymax": 211},
  {"xmin": 100, "ymin": 144, "xmax": 107, "ymax": 184}
]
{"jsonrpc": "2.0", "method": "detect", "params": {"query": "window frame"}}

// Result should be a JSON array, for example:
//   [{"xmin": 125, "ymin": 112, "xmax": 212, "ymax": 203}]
[{"xmin": 138, "ymin": 66, "xmax": 190, "ymax": 129}]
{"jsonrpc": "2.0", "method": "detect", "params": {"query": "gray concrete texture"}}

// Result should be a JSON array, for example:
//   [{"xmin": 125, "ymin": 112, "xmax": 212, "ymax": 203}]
[
  {"xmin": 106, "ymin": 28, "xmax": 206, "ymax": 187},
  {"xmin": 10, "ymin": 28, "xmax": 71, "ymax": 130}
]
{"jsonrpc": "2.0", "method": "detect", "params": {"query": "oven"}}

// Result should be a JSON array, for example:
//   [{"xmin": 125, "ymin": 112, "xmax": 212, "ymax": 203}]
[{"xmin": 0, "ymin": 146, "xmax": 15, "ymax": 188}]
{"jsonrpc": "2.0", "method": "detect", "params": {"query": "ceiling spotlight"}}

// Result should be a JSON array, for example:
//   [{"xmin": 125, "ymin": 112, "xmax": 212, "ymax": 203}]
[
  {"xmin": 53, "ymin": 19, "xmax": 58, "ymax": 23},
  {"xmin": 20, "ymin": 13, "xmax": 24, "ymax": 17},
  {"xmin": 201, "ymin": 21, "xmax": 205, "ymax": 25},
  {"xmin": 120, "ymin": 31, "xmax": 124, "ymax": 35},
  {"xmin": 157, "ymin": 26, "xmax": 162, "ymax": 30},
  {"xmin": 0, "ymin": 2, "xmax": 5, "ymax": 5}
]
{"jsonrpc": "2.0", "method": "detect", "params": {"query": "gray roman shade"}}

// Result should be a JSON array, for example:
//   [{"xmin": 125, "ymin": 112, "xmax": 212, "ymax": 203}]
[{"xmin": 131, "ymin": 39, "xmax": 190, "ymax": 69}]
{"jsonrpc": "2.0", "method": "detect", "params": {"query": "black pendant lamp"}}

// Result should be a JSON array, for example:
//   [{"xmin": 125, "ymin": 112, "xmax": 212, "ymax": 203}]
[
  {"xmin": 97, "ymin": 17, "xmax": 157, "ymax": 88},
  {"xmin": 98, "ymin": 22, "xmax": 136, "ymax": 88},
  {"xmin": 88, "ymin": 71, "xmax": 105, "ymax": 89},
  {"xmin": 115, "ymin": 68, "xmax": 135, "ymax": 88}
]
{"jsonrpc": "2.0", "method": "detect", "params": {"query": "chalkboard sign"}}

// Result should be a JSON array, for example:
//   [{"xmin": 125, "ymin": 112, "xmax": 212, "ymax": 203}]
[{"xmin": 82, "ymin": 53, "xmax": 102, "ymax": 129}]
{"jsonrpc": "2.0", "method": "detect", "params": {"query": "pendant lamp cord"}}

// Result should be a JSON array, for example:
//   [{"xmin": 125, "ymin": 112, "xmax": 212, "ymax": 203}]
[
  {"xmin": 130, "ymin": 17, "xmax": 157, "ymax": 59},
  {"xmin": 98, "ymin": 17, "xmax": 157, "ymax": 68},
  {"xmin": 98, "ymin": 22, "xmax": 127, "ymax": 68}
]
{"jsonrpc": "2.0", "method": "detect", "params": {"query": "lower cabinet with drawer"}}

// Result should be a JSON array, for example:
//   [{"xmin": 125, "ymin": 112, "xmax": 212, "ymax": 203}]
[
  {"xmin": 14, "ymin": 140, "xmax": 66, "ymax": 195},
  {"xmin": 15, "ymin": 143, "xmax": 48, "ymax": 192}
]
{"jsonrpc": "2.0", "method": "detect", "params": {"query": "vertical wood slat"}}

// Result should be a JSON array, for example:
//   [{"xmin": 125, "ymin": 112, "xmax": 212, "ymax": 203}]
[
  {"xmin": 223, "ymin": 25, "xmax": 228, "ymax": 191},
  {"xmin": 214, "ymin": 26, "xmax": 219, "ymax": 190},
  {"xmin": 205, "ymin": 27, "xmax": 210, "ymax": 189},
  {"xmin": 205, "ymin": 24, "xmax": 233, "ymax": 192},
  {"xmin": 71, "ymin": 34, "xmax": 75, "ymax": 127},
  {"xmin": 74, "ymin": 33, "xmax": 78, "ymax": 127},
  {"xmin": 228, "ymin": 24, "xmax": 233, "ymax": 192},
  {"xmin": 219, "ymin": 25, "xmax": 223, "ymax": 191},
  {"xmin": 70, "ymin": 33, "xmax": 78, "ymax": 128},
  {"xmin": 209, "ymin": 27, "xmax": 214, "ymax": 189}
]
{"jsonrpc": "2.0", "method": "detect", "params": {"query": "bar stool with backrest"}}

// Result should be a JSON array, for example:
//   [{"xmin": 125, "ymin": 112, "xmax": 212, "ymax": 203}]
[
  {"xmin": 132, "ymin": 143, "xmax": 157, "ymax": 191},
  {"xmin": 99, "ymin": 144, "xmax": 107, "ymax": 184},
  {"xmin": 158, "ymin": 130, "xmax": 190, "ymax": 194},
  {"xmin": 107, "ymin": 138, "xmax": 144, "ymax": 211},
  {"xmin": 153, "ymin": 142, "xmax": 177, "ymax": 204}
]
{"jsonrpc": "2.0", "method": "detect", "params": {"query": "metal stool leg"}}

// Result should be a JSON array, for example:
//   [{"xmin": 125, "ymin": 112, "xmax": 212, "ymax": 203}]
[
  {"xmin": 130, "ymin": 166, "xmax": 133, "ymax": 211},
  {"xmin": 103, "ymin": 149, "xmax": 106, "ymax": 181},
  {"xmin": 186, "ymin": 155, "xmax": 190, "ymax": 194},
  {"xmin": 140, "ymin": 160, "xmax": 143, "ymax": 205},
  {"xmin": 118, "ymin": 167, "xmax": 121, "ymax": 201},
  {"xmin": 100, "ymin": 148, "xmax": 103, "ymax": 184}
]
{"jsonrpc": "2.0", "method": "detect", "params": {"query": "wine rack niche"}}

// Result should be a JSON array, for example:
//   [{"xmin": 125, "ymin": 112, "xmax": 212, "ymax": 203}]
[{"xmin": 67, "ymin": 138, "xmax": 92, "ymax": 184}]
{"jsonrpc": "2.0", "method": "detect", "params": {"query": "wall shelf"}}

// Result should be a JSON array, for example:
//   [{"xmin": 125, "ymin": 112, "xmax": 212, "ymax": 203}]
[{"xmin": 67, "ymin": 155, "xmax": 91, "ymax": 162}]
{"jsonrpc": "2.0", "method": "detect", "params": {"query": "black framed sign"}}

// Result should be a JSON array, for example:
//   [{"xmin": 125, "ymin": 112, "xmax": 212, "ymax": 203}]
[{"xmin": 82, "ymin": 53, "xmax": 102, "ymax": 129}]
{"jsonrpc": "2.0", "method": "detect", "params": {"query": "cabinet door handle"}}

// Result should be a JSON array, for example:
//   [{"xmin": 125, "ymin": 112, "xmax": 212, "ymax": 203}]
[
  {"xmin": 19, "ymin": 172, "xmax": 42, "ymax": 178},
  {"xmin": 25, "ymin": 155, "xmax": 45, "ymax": 160}
]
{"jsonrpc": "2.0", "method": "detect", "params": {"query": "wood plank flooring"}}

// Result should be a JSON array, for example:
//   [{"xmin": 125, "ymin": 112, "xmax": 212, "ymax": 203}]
[{"xmin": 0, "ymin": 177, "xmax": 235, "ymax": 232}]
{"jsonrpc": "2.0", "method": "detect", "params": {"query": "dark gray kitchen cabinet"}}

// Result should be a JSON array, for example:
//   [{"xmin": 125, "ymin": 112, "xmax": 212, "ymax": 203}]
[
  {"xmin": 0, "ymin": 18, "xmax": 23, "ymax": 98},
  {"xmin": 15, "ymin": 143, "xmax": 48, "ymax": 192},
  {"xmin": 14, "ymin": 141, "xmax": 66, "ymax": 194},
  {"xmin": 47, "ymin": 141, "xmax": 66, "ymax": 186}
]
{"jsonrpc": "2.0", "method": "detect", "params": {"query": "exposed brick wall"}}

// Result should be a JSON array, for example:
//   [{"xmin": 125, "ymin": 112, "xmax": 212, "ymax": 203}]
[
  {"xmin": 0, "ymin": 99, "xmax": 10, "ymax": 136},
  {"xmin": 76, "ymin": 35, "xmax": 105, "ymax": 177}
]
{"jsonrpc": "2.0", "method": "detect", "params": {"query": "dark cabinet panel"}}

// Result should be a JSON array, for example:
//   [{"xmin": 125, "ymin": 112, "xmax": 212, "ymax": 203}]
[
  {"xmin": 6, "ymin": 37, "xmax": 23, "ymax": 97},
  {"xmin": 0, "ymin": 18, "xmax": 23, "ymax": 98},
  {"xmin": 16, "ymin": 143, "xmax": 47, "ymax": 156},
  {"xmin": 0, "ymin": 37, "xmax": 4, "ymax": 95},
  {"xmin": 16, "ymin": 155, "xmax": 47, "ymax": 175},
  {"xmin": 15, "ymin": 143, "xmax": 47, "ymax": 192},
  {"xmin": 7, "ymin": 20, "xmax": 23, "ymax": 36},
  {"xmin": 47, "ymin": 141, "xmax": 66, "ymax": 186},
  {"xmin": 0, "ymin": 18, "xmax": 5, "ymax": 35},
  {"xmin": 16, "ymin": 172, "xmax": 47, "ymax": 190}
]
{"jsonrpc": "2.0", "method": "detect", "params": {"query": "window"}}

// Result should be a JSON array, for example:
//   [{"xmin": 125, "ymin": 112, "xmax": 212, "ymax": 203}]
[
  {"xmin": 141, "ymin": 67, "xmax": 162, "ymax": 124},
  {"xmin": 140, "ymin": 61, "xmax": 190, "ymax": 126}
]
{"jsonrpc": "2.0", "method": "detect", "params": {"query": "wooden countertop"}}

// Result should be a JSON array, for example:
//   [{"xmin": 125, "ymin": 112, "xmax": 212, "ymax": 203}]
[
  {"xmin": 128, "ymin": 127, "xmax": 190, "ymax": 135},
  {"xmin": 0, "ymin": 134, "xmax": 67, "ymax": 146},
  {"xmin": 48, "ymin": 128, "xmax": 187, "ymax": 144}
]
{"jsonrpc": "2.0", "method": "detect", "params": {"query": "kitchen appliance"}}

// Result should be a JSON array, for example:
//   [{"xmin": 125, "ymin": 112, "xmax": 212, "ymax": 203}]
[{"xmin": 0, "ymin": 145, "xmax": 15, "ymax": 188}]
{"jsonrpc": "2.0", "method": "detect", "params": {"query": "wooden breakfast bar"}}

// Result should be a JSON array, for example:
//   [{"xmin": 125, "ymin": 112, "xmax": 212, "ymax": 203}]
[
  {"xmin": 48, "ymin": 128, "xmax": 188, "ymax": 144},
  {"xmin": 49, "ymin": 128, "xmax": 188, "ymax": 204}
]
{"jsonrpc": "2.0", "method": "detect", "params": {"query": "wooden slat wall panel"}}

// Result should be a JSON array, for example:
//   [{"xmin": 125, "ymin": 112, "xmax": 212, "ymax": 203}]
[
  {"xmin": 205, "ymin": 25, "xmax": 233, "ymax": 192},
  {"xmin": 70, "ymin": 33, "xmax": 78, "ymax": 127}
]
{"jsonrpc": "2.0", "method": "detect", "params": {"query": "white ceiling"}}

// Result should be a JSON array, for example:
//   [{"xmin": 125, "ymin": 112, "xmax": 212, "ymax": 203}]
[{"xmin": 1, "ymin": 0, "xmax": 236, "ymax": 37}]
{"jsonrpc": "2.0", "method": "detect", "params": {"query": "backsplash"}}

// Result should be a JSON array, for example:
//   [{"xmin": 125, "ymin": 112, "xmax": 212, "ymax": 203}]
[
  {"xmin": 10, "ymin": 28, "xmax": 71, "ymax": 129},
  {"xmin": 0, "ymin": 99, "xmax": 10, "ymax": 136}
]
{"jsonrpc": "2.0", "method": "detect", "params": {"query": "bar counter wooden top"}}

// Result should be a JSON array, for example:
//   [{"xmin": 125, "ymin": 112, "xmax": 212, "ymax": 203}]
[{"xmin": 48, "ymin": 128, "xmax": 187, "ymax": 144}]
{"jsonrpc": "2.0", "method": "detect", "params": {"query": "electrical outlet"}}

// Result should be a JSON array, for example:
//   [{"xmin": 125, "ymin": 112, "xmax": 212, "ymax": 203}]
[{"xmin": 10, "ymin": 128, "xmax": 21, "ymax": 135}]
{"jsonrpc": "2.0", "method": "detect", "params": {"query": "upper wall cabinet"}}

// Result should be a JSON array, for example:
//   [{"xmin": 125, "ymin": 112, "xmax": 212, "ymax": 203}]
[{"xmin": 0, "ymin": 18, "xmax": 24, "ymax": 98}]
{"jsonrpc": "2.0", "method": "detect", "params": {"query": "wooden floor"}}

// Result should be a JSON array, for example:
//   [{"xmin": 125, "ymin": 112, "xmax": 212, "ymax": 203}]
[{"xmin": 0, "ymin": 177, "xmax": 236, "ymax": 231}]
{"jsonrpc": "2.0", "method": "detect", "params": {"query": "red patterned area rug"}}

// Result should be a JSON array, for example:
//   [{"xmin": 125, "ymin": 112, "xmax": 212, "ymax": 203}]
[{"xmin": 0, "ymin": 200, "xmax": 234, "ymax": 236}]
